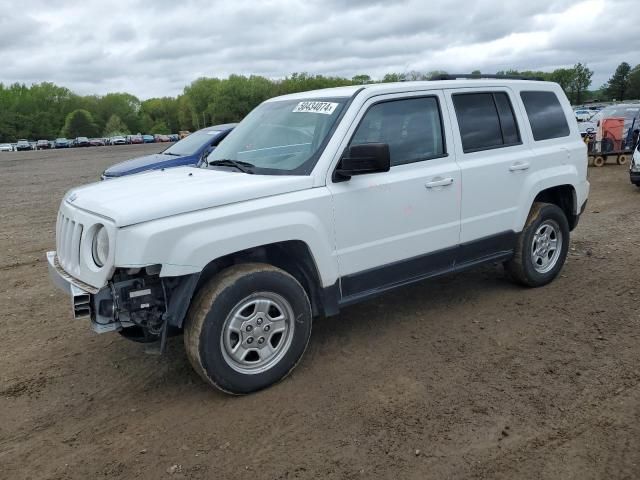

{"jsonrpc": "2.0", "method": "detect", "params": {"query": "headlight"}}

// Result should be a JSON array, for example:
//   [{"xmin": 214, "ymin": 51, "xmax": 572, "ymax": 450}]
[{"xmin": 92, "ymin": 225, "xmax": 109, "ymax": 267}]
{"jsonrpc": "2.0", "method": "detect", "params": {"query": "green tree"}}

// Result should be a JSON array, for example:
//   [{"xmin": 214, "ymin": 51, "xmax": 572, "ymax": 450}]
[
  {"xmin": 569, "ymin": 63, "xmax": 593, "ymax": 104},
  {"xmin": 176, "ymin": 95, "xmax": 195, "ymax": 132},
  {"xmin": 95, "ymin": 93, "xmax": 141, "ymax": 132},
  {"xmin": 627, "ymin": 65, "xmax": 640, "ymax": 99},
  {"xmin": 150, "ymin": 120, "xmax": 170, "ymax": 134},
  {"xmin": 606, "ymin": 62, "xmax": 632, "ymax": 100},
  {"xmin": 141, "ymin": 97, "xmax": 180, "ymax": 133},
  {"xmin": 351, "ymin": 74, "xmax": 372, "ymax": 84},
  {"xmin": 183, "ymin": 77, "xmax": 221, "ymax": 129},
  {"xmin": 61, "ymin": 109, "xmax": 98, "ymax": 138},
  {"xmin": 549, "ymin": 68, "xmax": 576, "ymax": 93},
  {"xmin": 103, "ymin": 114, "xmax": 129, "ymax": 136},
  {"xmin": 381, "ymin": 73, "xmax": 404, "ymax": 82}
]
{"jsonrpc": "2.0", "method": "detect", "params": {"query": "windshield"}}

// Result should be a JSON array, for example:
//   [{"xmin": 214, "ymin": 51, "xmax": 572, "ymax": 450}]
[
  {"xmin": 207, "ymin": 98, "xmax": 347, "ymax": 175},
  {"xmin": 164, "ymin": 130, "xmax": 220, "ymax": 156}
]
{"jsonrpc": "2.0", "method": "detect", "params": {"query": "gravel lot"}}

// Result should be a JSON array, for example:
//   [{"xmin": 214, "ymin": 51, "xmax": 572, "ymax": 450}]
[{"xmin": 1, "ymin": 145, "xmax": 639, "ymax": 480}]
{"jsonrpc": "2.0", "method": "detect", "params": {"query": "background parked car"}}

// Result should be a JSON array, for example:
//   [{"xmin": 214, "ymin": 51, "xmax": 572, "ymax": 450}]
[
  {"xmin": 142, "ymin": 134, "xmax": 155, "ymax": 143},
  {"xmin": 89, "ymin": 138, "xmax": 105, "ymax": 147},
  {"xmin": 127, "ymin": 134, "xmax": 144, "ymax": 144},
  {"xmin": 574, "ymin": 109, "xmax": 593, "ymax": 122},
  {"xmin": 54, "ymin": 138, "xmax": 70, "ymax": 148},
  {"xmin": 0, "ymin": 143, "xmax": 13, "ymax": 152},
  {"xmin": 16, "ymin": 139, "xmax": 32, "ymax": 151},
  {"xmin": 154, "ymin": 134, "xmax": 171, "ymax": 142},
  {"xmin": 36, "ymin": 139, "xmax": 51, "ymax": 150},
  {"xmin": 73, "ymin": 137, "xmax": 90, "ymax": 147},
  {"xmin": 101, "ymin": 123, "xmax": 236, "ymax": 179},
  {"xmin": 110, "ymin": 135, "xmax": 126, "ymax": 145}
]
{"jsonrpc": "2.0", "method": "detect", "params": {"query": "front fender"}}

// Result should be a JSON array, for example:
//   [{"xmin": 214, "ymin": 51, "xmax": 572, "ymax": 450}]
[{"xmin": 114, "ymin": 188, "xmax": 339, "ymax": 287}]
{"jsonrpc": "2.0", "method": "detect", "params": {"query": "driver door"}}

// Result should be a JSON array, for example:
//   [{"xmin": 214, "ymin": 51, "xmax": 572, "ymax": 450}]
[{"xmin": 327, "ymin": 92, "xmax": 461, "ymax": 299}]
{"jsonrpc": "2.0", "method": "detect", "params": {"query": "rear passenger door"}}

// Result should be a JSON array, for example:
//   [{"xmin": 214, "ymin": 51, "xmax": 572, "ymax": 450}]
[{"xmin": 445, "ymin": 89, "xmax": 531, "ymax": 261}]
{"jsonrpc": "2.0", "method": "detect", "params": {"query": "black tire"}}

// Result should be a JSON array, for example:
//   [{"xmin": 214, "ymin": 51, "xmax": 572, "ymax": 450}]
[
  {"xmin": 184, "ymin": 263, "xmax": 312, "ymax": 395},
  {"xmin": 505, "ymin": 202, "xmax": 570, "ymax": 287}
]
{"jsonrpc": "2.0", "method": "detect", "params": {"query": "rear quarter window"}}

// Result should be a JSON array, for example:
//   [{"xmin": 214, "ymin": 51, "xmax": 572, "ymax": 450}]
[{"xmin": 520, "ymin": 91, "xmax": 570, "ymax": 141}]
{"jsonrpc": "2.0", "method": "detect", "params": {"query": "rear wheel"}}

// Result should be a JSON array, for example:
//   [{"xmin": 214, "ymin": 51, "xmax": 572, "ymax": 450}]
[
  {"xmin": 184, "ymin": 263, "xmax": 312, "ymax": 394},
  {"xmin": 593, "ymin": 156, "xmax": 605, "ymax": 167},
  {"xmin": 617, "ymin": 154, "xmax": 628, "ymax": 165},
  {"xmin": 505, "ymin": 203, "xmax": 570, "ymax": 287}
]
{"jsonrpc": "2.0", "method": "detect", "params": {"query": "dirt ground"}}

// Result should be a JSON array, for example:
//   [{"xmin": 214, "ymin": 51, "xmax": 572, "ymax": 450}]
[{"xmin": 1, "ymin": 145, "xmax": 639, "ymax": 480}]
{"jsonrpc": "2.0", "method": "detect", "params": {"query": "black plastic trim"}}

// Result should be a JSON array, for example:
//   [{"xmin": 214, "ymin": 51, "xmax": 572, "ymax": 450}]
[
  {"xmin": 165, "ymin": 273, "xmax": 200, "ymax": 328},
  {"xmin": 334, "ymin": 231, "xmax": 516, "ymax": 308},
  {"xmin": 431, "ymin": 73, "xmax": 546, "ymax": 81}
]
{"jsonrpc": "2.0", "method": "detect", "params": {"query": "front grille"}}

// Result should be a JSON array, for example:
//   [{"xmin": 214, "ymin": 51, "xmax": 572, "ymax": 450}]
[{"xmin": 56, "ymin": 212, "xmax": 83, "ymax": 277}]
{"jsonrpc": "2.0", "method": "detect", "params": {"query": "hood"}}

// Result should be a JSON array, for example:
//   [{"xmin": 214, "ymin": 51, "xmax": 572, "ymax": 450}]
[
  {"xmin": 103, "ymin": 152, "xmax": 197, "ymax": 176},
  {"xmin": 66, "ymin": 167, "xmax": 314, "ymax": 227}
]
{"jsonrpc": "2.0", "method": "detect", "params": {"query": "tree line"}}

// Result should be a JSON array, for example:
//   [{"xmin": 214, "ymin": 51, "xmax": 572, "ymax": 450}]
[{"xmin": 0, "ymin": 62, "xmax": 637, "ymax": 142}]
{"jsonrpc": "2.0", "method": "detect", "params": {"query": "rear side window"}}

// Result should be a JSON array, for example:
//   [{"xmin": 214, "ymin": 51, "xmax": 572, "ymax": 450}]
[
  {"xmin": 520, "ymin": 91, "xmax": 570, "ymax": 141},
  {"xmin": 452, "ymin": 92, "xmax": 521, "ymax": 153},
  {"xmin": 349, "ymin": 97, "xmax": 445, "ymax": 166}
]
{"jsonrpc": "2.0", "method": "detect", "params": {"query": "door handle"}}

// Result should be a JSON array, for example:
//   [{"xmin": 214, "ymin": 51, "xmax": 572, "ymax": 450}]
[
  {"xmin": 509, "ymin": 161, "xmax": 530, "ymax": 171},
  {"xmin": 425, "ymin": 177, "xmax": 454, "ymax": 188}
]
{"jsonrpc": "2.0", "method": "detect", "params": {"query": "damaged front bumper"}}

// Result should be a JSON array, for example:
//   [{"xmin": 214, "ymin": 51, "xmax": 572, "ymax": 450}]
[
  {"xmin": 47, "ymin": 251, "xmax": 200, "ymax": 343},
  {"xmin": 47, "ymin": 250, "xmax": 133, "ymax": 334},
  {"xmin": 47, "ymin": 251, "xmax": 96, "ymax": 320}
]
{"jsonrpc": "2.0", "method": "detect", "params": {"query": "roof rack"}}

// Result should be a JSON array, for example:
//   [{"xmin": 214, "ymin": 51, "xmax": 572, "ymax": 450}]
[{"xmin": 430, "ymin": 73, "xmax": 546, "ymax": 81}]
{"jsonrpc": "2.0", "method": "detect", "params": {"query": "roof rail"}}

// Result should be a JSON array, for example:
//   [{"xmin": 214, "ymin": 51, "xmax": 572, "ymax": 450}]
[{"xmin": 430, "ymin": 73, "xmax": 546, "ymax": 81}]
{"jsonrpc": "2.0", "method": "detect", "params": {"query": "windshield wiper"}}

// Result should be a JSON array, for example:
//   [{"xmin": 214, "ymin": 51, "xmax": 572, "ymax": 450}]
[
  {"xmin": 208, "ymin": 159, "xmax": 255, "ymax": 174},
  {"xmin": 163, "ymin": 152, "xmax": 181, "ymax": 156}
]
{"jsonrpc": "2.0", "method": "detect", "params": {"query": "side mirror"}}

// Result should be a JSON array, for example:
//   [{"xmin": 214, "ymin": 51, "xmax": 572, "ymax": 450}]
[{"xmin": 335, "ymin": 143, "xmax": 391, "ymax": 180}]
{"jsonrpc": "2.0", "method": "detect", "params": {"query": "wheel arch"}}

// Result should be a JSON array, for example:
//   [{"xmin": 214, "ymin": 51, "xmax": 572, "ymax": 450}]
[
  {"xmin": 532, "ymin": 184, "xmax": 578, "ymax": 230},
  {"xmin": 174, "ymin": 240, "xmax": 337, "ymax": 328}
]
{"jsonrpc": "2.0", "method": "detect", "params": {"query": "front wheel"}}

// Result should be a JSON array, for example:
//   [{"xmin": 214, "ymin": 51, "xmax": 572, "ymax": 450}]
[
  {"xmin": 184, "ymin": 263, "xmax": 312, "ymax": 394},
  {"xmin": 505, "ymin": 202, "xmax": 570, "ymax": 287}
]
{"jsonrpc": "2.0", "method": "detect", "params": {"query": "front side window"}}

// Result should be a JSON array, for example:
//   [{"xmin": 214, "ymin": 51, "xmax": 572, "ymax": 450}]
[
  {"xmin": 520, "ymin": 91, "xmax": 570, "ymax": 141},
  {"xmin": 207, "ymin": 98, "xmax": 347, "ymax": 174},
  {"xmin": 349, "ymin": 97, "xmax": 445, "ymax": 166},
  {"xmin": 453, "ymin": 92, "xmax": 521, "ymax": 153}
]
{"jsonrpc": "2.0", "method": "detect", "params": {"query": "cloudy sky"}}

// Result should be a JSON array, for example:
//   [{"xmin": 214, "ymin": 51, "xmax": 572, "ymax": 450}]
[{"xmin": 0, "ymin": 0, "xmax": 637, "ymax": 99}]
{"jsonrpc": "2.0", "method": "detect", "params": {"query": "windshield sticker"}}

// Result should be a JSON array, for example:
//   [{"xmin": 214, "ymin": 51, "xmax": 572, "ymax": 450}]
[{"xmin": 293, "ymin": 101, "xmax": 339, "ymax": 115}]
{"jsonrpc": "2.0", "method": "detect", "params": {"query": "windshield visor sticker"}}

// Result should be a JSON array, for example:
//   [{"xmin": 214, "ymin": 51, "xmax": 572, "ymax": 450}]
[{"xmin": 293, "ymin": 101, "xmax": 339, "ymax": 115}]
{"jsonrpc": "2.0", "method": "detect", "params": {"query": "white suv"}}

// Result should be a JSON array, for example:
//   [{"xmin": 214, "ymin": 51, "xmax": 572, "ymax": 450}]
[{"xmin": 48, "ymin": 78, "xmax": 589, "ymax": 394}]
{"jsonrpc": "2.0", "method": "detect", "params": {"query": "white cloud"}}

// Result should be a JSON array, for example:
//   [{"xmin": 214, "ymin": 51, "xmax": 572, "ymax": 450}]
[{"xmin": 0, "ymin": 0, "xmax": 636, "ymax": 98}]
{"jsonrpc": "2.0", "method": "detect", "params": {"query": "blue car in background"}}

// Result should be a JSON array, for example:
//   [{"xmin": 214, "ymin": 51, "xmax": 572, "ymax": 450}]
[
  {"xmin": 55, "ymin": 137, "xmax": 70, "ymax": 148},
  {"xmin": 101, "ymin": 124, "xmax": 236, "ymax": 179}
]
